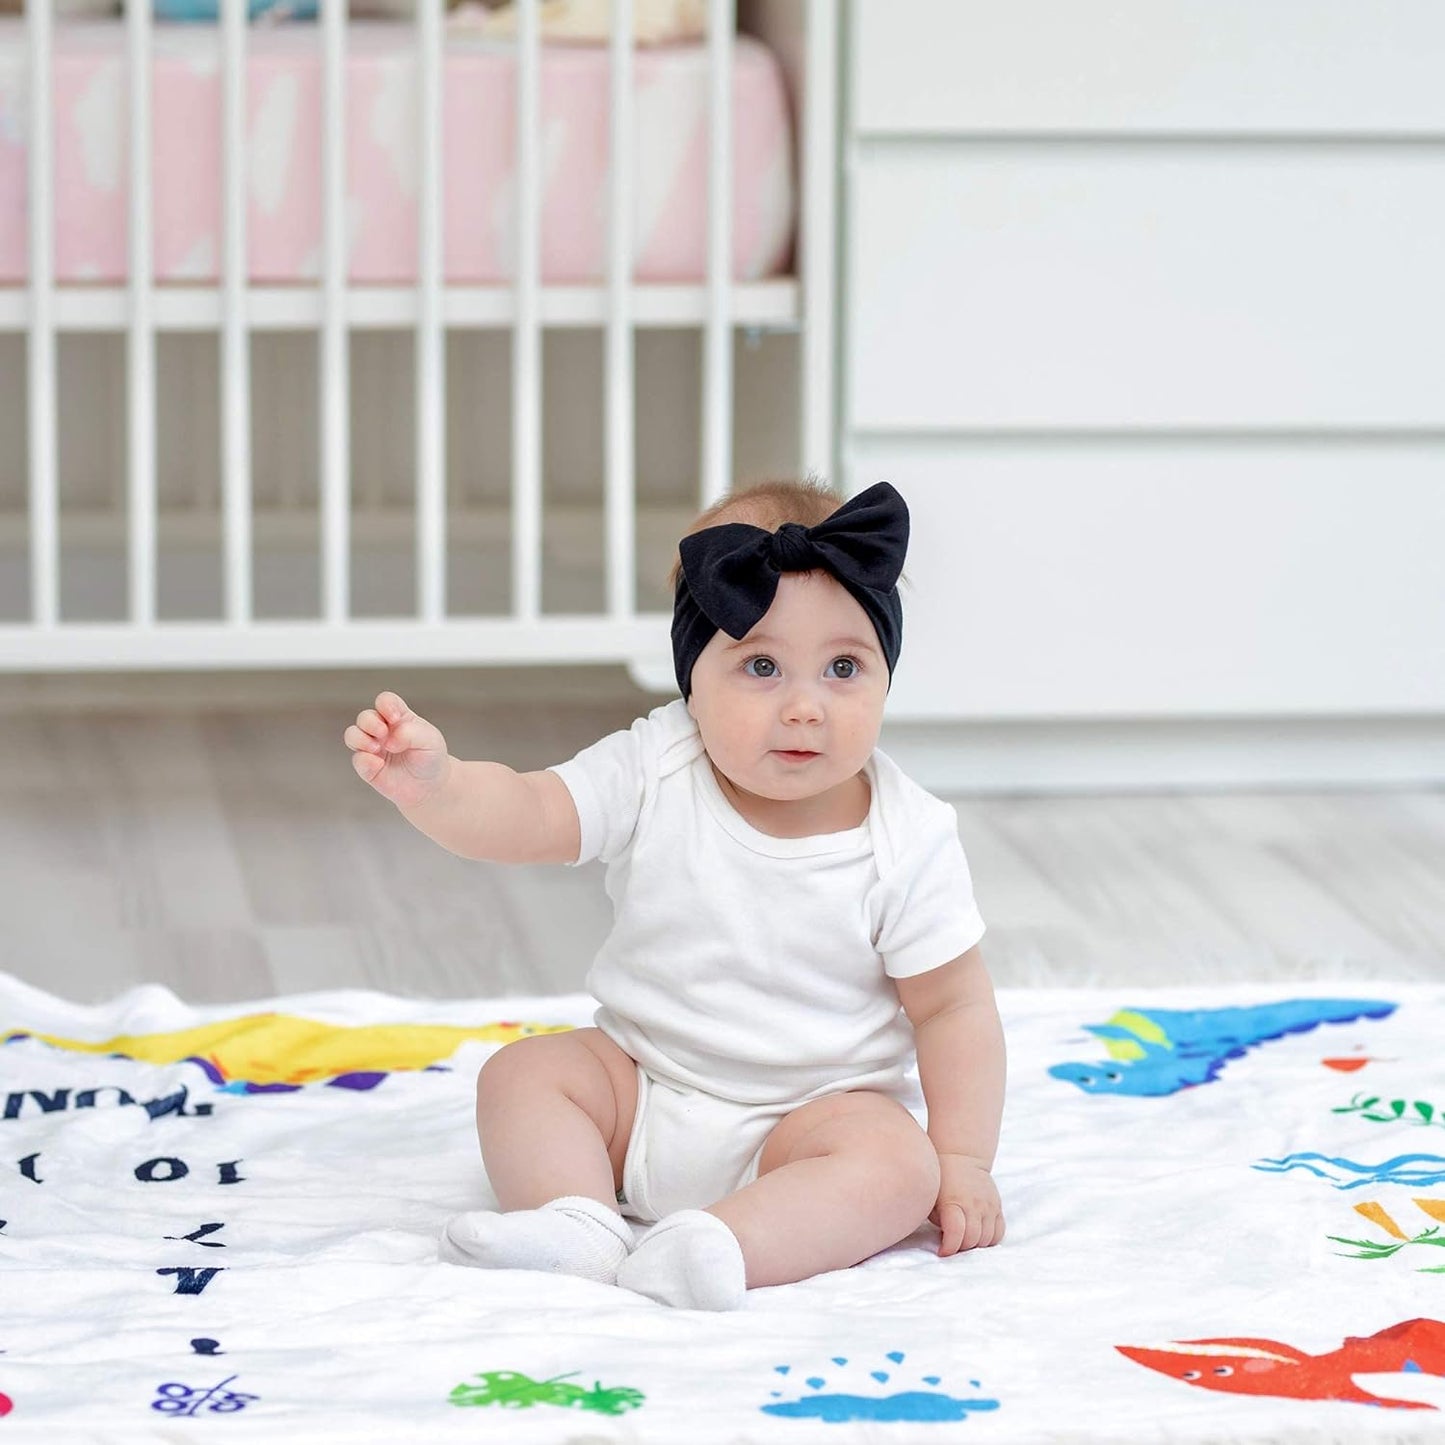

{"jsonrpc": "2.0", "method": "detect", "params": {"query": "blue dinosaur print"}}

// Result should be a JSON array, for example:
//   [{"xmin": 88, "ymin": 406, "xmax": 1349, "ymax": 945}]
[{"xmin": 1048, "ymin": 999, "xmax": 1396, "ymax": 1097}]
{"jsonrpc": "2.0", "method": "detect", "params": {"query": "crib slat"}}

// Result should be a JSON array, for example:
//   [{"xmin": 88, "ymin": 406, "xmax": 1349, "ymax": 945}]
[
  {"xmin": 512, "ymin": 0, "xmax": 542, "ymax": 622},
  {"xmin": 221, "ymin": 0, "xmax": 252, "ymax": 625},
  {"xmin": 26, "ymin": 0, "xmax": 58, "ymax": 628},
  {"xmin": 416, "ymin": 0, "xmax": 446, "ymax": 623},
  {"xmin": 605, "ymin": 0, "xmax": 636, "ymax": 620},
  {"xmin": 801, "ymin": 0, "xmax": 839, "ymax": 479},
  {"xmin": 701, "ymin": 0, "xmax": 736, "ymax": 506},
  {"xmin": 321, "ymin": 0, "xmax": 351, "ymax": 624},
  {"xmin": 126, "ymin": 0, "xmax": 157, "ymax": 624}
]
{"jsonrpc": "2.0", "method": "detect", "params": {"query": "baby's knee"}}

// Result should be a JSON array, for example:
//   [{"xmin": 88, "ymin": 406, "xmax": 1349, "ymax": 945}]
[
  {"xmin": 476, "ymin": 1031, "xmax": 569, "ymax": 1102},
  {"xmin": 889, "ymin": 1121, "xmax": 942, "ymax": 1212},
  {"xmin": 475, "ymin": 1028, "xmax": 623, "ymax": 1109},
  {"xmin": 856, "ymin": 1109, "xmax": 940, "ymax": 1218}
]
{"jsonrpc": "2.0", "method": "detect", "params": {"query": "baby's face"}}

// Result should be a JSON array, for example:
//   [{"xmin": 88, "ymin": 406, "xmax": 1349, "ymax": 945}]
[{"xmin": 686, "ymin": 572, "xmax": 889, "ymax": 809}]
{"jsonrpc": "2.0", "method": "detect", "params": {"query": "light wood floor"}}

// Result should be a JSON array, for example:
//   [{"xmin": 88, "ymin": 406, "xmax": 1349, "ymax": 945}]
[{"xmin": 3, "ymin": 670, "xmax": 1442, "ymax": 1004}]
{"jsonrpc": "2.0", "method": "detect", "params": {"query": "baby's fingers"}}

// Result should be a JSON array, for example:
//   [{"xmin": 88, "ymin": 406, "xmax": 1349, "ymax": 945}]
[
  {"xmin": 353, "ymin": 709, "xmax": 388, "ymax": 744},
  {"xmin": 937, "ymin": 1201, "xmax": 967, "ymax": 1257},
  {"xmin": 380, "ymin": 717, "xmax": 437, "ymax": 755},
  {"xmin": 344, "ymin": 723, "xmax": 382, "ymax": 755},
  {"xmin": 961, "ymin": 1209, "xmax": 987, "ymax": 1253},
  {"xmin": 350, "ymin": 747, "xmax": 385, "ymax": 784},
  {"xmin": 959, "ymin": 1206, "xmax": 1004, "ymax": 1254},
  {"xmin": 937, "ymin": 1201, "xmax": 1005, "ymax": 1256},
  {"xmin": 374, "ymin": 691, "xmax": 412, "ymax": 726}
]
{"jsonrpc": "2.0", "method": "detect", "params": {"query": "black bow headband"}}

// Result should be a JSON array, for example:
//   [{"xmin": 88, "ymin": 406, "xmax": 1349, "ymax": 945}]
[{"xmin": 670, "ymin": 482, "xmax": 909, "ymax": 698}]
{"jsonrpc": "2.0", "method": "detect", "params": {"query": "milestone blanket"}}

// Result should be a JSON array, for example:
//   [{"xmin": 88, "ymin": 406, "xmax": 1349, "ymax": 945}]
[{"xmin": 1, "ymin": 974, "xmax": 1444, "ymax": 1443}]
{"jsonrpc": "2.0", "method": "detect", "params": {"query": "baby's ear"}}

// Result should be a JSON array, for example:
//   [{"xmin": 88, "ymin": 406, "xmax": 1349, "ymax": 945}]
[{"xmin": 685, "ymin": 696, "xmax": 696, "ymax": 720}]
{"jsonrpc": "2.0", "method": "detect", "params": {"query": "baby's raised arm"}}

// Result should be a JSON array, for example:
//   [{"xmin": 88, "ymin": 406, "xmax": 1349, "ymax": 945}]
[{"xmin": 344, "ymin": 691, "xmax": 580, "ymax": 865}]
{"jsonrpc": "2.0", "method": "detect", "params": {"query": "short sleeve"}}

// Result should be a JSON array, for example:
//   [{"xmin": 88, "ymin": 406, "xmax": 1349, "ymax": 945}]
[
  {"xmin": 546, "ymin": 714, "xmax": 653, "ymax": 867},
  {"xmin": 871, "ymin": 803, "xmax": 987, "ymax": 979}
]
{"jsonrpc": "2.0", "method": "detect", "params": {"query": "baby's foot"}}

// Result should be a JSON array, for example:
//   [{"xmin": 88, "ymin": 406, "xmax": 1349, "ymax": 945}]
[
  {"xmin": 615, "ymin": 1209, "xmax": 747, "ymax": 1310},
  {"xmin": 439, "ymin": 1195, "xmax": 633, "ymax": 1285}
]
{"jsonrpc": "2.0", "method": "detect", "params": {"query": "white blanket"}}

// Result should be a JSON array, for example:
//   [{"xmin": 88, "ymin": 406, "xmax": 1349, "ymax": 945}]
[{"xmin": 2, "ymin": 973, "xmax": 1443, "ymax": 1442}]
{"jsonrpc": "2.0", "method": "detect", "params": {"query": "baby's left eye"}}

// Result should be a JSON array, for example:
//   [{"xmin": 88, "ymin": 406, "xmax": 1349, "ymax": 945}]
[{"xmin": 826, "ymin": 657, "xmax": 859, "ymax": 679}]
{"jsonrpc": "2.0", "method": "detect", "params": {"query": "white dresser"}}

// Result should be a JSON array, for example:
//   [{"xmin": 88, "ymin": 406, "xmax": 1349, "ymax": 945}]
[{"xmin": 844, "ymin": 1, "xmax": 1445, "ymax": 788}]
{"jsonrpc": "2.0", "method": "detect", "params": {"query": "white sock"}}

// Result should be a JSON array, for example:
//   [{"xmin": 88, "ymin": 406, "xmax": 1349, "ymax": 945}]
[
  {"xmin": 615, "ymin": 1209, "xmax": 747, "ymax": 1311},
  {"xmin": 438, "ymin": 1196, "xmax": 633, "ymax": 1285}
]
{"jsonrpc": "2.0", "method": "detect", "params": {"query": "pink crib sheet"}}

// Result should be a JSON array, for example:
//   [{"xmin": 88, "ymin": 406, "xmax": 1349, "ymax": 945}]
[{"xmin": 0, "ymin": 19, "xmax": 795, "ymax": 286}]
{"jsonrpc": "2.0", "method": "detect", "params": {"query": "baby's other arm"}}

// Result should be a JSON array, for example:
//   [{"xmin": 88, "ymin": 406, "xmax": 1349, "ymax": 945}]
[
  {"xmin": 344, "ymin": 691, "xmax": 581, "ymax": 865},
  {"xmin": 896, "ymin": 944, "xmax": 1006, "ymax": 1255}
]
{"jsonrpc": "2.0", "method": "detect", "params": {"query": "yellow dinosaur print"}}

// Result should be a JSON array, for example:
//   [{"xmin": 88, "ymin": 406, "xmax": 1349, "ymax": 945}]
[{"xmin": 3, "ymin": 1014, "xmax": 572, "ymax": 1093}]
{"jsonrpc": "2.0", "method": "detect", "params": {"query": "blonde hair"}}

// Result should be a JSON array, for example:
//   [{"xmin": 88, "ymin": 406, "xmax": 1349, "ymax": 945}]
[{"xmin": 666, "ymin": 477, "xmax": 845, "ymax": 592}]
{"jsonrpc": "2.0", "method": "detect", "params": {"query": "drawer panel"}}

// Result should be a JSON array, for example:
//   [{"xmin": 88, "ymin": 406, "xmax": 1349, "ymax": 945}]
[
  {"xmin": 849, "ymin": 440, "xmax": 1445, "ymax": 720},
  {"xmin": 847, "ymin": 148, "xmax": 1445, "ymax": 431},
  {"xmin": 853, "ymin": 0, "xmax": 1445, "ymax": 136}
]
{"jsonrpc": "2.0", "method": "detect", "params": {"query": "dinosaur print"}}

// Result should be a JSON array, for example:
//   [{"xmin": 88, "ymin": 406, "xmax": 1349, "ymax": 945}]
[
  {"xmin": 3, "ymin": 1015, "xmax": 571, "ymax": 1093},
  {"xmin": 1049, "ymin": 998, "xmax": 1396, "ymax": 1096},
  {"xmin": 1117, "ymin": 1318, "xmax": 1445, "ymax": 1409}
]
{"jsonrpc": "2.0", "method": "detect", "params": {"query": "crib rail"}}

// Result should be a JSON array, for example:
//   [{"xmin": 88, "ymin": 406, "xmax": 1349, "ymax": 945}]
[
  {"xmin": 24, "ymin": 0, "xmax": 56, "ymax": 632},
  {"xmin": 3, "ymin": 0, "xmax": 835, "ymax": 672}
]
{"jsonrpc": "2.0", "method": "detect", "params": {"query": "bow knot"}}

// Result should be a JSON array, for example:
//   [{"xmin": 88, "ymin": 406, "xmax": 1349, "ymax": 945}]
[{"xmin": 769, "ymin": 522, "xmax": 817, "ymax": 572}]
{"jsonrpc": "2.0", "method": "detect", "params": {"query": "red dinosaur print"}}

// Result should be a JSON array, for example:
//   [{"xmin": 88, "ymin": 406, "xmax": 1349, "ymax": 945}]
[{"xmin": 1117, "ymin": 1318, "xmax": 1445, "ymax": 1409}]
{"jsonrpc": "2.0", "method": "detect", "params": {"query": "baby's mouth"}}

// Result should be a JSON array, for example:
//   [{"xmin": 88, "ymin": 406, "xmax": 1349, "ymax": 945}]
[{"xmin": 773, "ymin": 749, "xmax": 820, "ymax": 763}]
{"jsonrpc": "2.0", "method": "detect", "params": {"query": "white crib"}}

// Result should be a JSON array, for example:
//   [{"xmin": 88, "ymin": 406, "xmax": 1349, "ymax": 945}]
[{"xmin": 0, "ymin": 0, "xmax": 835, "ymax": 678}]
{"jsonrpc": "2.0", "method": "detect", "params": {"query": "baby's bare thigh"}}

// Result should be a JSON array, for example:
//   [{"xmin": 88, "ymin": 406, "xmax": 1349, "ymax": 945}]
[
  {"xmin": 476, "ymin": 1027, "xmax": 638, "ymax": 1182},
  {"xmin": 756, "ymin": 1090, "xmax": 933, "ymax": 1177}
]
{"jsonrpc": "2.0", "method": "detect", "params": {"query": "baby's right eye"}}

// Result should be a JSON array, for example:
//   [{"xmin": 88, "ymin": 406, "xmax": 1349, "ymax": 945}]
[{"xmin": 744, "ymin": 657, "xmax": 778, "ymax": 678}]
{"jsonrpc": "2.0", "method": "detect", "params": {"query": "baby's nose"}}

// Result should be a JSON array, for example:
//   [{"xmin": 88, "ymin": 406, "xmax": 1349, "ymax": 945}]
[{"xmin": 780, "ymin": 682, "xmax": 824, "ymax": 723}]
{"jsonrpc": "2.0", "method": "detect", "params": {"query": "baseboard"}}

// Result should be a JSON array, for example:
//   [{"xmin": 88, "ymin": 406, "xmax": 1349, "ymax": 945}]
[
  {"xmin": 879, "ymin": 715, "xmax": 1445, "ymax": 794},
  {"xmin": 0, "ymin": 664, "xmax": 656, "ymax": 715},
  {"xmin": 4, "ymin": 665, "xmax": 1441, "ymax": 794}
]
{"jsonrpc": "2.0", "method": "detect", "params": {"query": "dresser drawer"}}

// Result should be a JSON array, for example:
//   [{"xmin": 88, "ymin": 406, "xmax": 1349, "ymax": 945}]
[
  {"xmin": 847, "ymin": 146, "xmax": 1445, "ymax": 432},
  {"xmin": 851, "ymin": 440, "xmax": 1445, "ymax": 720},
  {"xmin": 852, "ymin": 0, "xmax": 1445, "ymax": 136}
]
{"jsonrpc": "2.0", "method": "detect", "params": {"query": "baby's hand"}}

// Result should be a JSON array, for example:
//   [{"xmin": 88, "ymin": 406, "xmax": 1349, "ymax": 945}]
[
  {"xmin": 931, "ymin": 1153, "xmax": 1005, "ymax": 1256},
  {"xmin": 344, "ymin": 692, "xmax": 450, "ymax": 810}
]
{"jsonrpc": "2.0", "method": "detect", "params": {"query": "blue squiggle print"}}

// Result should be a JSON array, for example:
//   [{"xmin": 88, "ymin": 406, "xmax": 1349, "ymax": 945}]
[{"xmin": 1252, "ymin": 1152, "xmax": 1445, "ymax": 1190}]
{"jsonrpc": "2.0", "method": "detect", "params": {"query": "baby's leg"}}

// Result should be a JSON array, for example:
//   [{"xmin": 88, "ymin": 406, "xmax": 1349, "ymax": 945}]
[
  {"xmin": 440, "ymin": 1027, "xmax": 638, "ymax": 1281},
  {"xmin": 473, "ymin": 1026, "xmax": 637, "ymax": 1208},
  {"xmin": 617, "ymin": 1091, "xmax": 938, "ymax": 1307},
  {"xmin": 726, "ymin": 1091, "xmax": 938, "ymax": 1284}
]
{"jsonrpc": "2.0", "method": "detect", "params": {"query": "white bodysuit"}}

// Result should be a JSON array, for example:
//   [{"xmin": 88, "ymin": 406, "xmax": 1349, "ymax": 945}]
[{"xmin": 548, "ymin": 699, "xmax": 985, "ymax": 1219}]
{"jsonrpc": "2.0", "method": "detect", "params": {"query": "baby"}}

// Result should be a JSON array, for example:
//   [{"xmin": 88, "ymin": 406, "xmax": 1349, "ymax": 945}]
[{"xmin": 343, "ymin": 479, "xmax": 1005, "ymax": 1310}]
